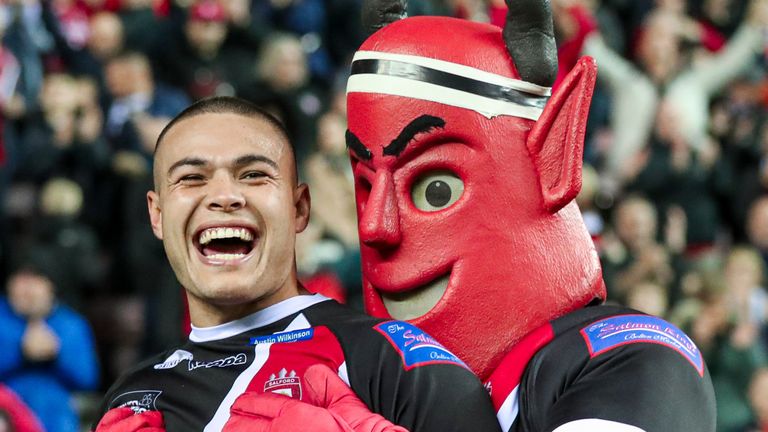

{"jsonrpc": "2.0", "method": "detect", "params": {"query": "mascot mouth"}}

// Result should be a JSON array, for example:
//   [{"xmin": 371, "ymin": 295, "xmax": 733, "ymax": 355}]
[{"xmin": 380, "ymin": 273, "xmax": 449, "ymax": 320}]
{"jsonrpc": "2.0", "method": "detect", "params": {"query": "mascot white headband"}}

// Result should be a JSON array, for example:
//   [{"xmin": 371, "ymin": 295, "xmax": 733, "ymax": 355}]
[{"xmin": 347, "ymin": 51, "xmax": 551, "ymax": 120}]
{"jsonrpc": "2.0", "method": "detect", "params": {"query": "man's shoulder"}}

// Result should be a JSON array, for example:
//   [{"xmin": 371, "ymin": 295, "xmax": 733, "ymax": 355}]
[{"xmin": 304, "ymin": 301, "xmax": 471, "ymax": 372}]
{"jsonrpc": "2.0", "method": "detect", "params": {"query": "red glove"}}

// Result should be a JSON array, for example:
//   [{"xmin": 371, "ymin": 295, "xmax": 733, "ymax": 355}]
[
  {"xmin": 94, "ymin": 408, "xmax": 165, "ymax": 432},
  {"xmin": 222, "ymin": 364, "xmax": 408, "ymax": 432}
]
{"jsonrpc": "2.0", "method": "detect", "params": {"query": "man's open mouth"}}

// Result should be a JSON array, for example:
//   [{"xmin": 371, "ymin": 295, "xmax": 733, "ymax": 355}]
[
  {"xmin": 194, "ymin": 226, "xmax": 257, "ymax": 263},
  {"xmin": 380, "ymin": 273, "xmax": 450, "ymax": 320}
]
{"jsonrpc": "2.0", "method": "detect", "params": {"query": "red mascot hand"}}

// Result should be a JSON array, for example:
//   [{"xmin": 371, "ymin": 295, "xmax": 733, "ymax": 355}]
[
  {"xmin": 94, "ymin": 408, "xmax": 164, "ymax": 432},
  {"xmin": 222, "ymin": 364, "xmax": 408, "ymax": 432}
]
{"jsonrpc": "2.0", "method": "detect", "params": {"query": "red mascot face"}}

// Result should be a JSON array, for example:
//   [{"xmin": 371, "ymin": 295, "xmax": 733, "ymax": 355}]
[{"xmin": 347, "ymin": 17, "xmax": 605, "ymax": 379}]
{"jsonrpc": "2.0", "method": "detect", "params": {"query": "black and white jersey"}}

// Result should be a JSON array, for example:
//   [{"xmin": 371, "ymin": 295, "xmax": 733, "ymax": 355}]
[
  {"xmin": 485, "ymin": 305, "xmax": 716, "ymax": 432},
  {"xmin": 98, "ymin": 294, "xmax": 500, "ymax": 432}
]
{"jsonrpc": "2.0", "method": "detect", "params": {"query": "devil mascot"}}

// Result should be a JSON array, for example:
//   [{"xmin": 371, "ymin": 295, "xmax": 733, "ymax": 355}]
[
  {"xmin": 95, "ymin": 0, "xmax": 716, "ymax": 431},
  {"xmin": 342, "ymin": 0, "xmax": 716, "ymax": 430}
]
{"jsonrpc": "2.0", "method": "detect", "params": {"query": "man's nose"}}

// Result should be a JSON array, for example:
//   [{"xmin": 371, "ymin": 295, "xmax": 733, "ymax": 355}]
[
  {"xmin": 206, "ymin": 175, "xmax": 245, "ymax": 212},
  {"xmin": 359, "ymin": 170, "xmax": 401, "ymax": 249}
]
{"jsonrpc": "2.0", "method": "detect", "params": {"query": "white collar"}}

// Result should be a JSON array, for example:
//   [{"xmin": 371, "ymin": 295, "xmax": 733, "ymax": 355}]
[{"xmin": 189, "ymin": 294, "xmax": 331, "ymax": 343}]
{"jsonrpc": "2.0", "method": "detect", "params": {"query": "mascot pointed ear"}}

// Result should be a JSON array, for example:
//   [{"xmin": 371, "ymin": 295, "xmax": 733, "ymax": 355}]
[{"xmin": 526, "ymin": 56, "xmax": 597, "ymax": 213}]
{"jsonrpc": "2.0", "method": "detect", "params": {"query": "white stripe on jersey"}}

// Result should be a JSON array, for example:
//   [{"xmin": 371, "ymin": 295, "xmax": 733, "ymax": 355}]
[
  {"xmin": 497, "ymin": 384, "xmax": 519, "ymax": 432},
  {"xmin": 203, "ymin": 314, "xmax": 313, "ymax": 432},
  {"xmin": 190, "ymin": 294, "xmax": 330, "ymax": 342},
  {"xmin": 338, "ymin": 361, "xmax": 350, "ymax": 386},
  {"xmin": 552, "ymin": 419, "xmax": 646, "ymax": 432}
]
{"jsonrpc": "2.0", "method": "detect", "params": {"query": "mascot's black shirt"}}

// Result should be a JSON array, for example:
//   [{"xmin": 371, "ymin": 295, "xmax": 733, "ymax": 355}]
[
  {"xmin": 97, "ymin": 294, "xmax": 500, "ymax": 432},
  {"xmin": 486, "ymin": 305, "xmax": 716, "ymax": 432}
]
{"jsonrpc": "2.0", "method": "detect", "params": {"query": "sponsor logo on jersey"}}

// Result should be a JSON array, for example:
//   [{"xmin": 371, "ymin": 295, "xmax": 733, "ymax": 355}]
[
  {"xmin": 374, "ymin": 321, "xmax": 468, "ymax": 370},
  {"xmin": 250, "ymin": 328, "xmax": 315, "ymax": 345},
  {"xmin": 153, "ymin": 350, "xmax": 247, "ymax": 371},
  {"xmin": 581, "ymin": 314, "xmax": 704, "ymax": 376},
  {"xmin": 188, "ymin": 353, "xmax": 247, "ymax": 371},
  {"xmin": 264, "ymin": 368, "xmax": 302, "ymax": 399},
  {"xmin": 153, "ymin": 350, "xmax": 194, "ymax": 369},
  {"xmin": 111, "ymin": 390, "xmax": 162, "ymax": 413}
]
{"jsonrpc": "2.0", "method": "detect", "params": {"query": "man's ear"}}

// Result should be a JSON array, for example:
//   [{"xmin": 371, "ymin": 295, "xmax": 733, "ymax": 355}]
[
  {"xmin": 294, "ymin": 183, "xmax": 311, "ymax": 233},
  {"xmin": 147, "ymin": 190, "xmax": 164, "ymax": 240},
  {"xmin": 526, "ymin": 56, "xmax": 597, "ymax": 213}
]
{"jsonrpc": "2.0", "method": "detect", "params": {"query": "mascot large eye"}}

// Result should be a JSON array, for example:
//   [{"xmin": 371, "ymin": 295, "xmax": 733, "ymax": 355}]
[{"xmin": 410, "ymin": 170, "xmax": 464, "ymax": 212}]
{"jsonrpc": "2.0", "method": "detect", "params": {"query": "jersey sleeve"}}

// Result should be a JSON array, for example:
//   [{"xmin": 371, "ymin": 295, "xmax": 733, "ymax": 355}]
[
  {"xmin": 520, "ymin": 327, "xmax": 716, "ymax": 432},
  {"xmin": 340, "ymin": 319, "xmax": 501, "ymax": 432}
]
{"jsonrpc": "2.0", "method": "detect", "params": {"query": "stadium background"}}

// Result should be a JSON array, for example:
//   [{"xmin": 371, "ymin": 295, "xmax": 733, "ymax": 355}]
[{"xmin": 1, "ymin": 0, "xmax": 768, "ymax": 430}]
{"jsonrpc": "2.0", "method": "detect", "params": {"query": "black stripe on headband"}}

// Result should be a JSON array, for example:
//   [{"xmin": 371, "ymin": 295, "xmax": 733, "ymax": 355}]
[{"xmin": 350, "ymin": 59, "xmax": 549, "ymax": 109}]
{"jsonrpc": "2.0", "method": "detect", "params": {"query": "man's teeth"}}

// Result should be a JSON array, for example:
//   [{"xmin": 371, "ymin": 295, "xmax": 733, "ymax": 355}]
[
  {"xmin": 199, "ymin": 227, "xmax": 254, "ymax": 245},
  {"xmin": 207, "ymin": 253, "xmax": 246, "ymax": 261}
]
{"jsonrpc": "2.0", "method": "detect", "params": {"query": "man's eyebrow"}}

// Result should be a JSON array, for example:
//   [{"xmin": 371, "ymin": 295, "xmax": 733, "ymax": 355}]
[
  {"xmin": 346, "ymin": 130, "xmax": 372, "ymax": 161},
  {"xmin": 383, "ymin": 115, "xmax": 446, "ymax": 157},
  {"xmin": 233, "ymin": 154, "xmax": 279, "ymax": 170},
  {"xmin": 167, "ymin": 157, "xmax": 207, "ymax": 177}
]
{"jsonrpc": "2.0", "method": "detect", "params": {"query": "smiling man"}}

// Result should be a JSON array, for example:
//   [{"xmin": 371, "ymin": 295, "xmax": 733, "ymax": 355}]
[{"xmin": 93, "ymin": 96, "xmax": 500, "ymax": 432}]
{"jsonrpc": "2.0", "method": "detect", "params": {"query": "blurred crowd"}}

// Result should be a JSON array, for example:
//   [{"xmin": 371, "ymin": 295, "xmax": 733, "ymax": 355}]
[{"xmin": 1, "ymin": 0, "xmax": 768, "ymax": 430}]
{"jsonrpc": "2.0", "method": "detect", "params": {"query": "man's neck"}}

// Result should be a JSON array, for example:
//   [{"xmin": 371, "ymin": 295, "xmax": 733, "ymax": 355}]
[{"xmin": 188, "ymin": 285, "xmax": 305, "ymax": 328}]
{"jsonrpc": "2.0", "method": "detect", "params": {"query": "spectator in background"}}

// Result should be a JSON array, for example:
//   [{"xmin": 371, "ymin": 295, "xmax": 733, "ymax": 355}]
[
  {"xmin": 708, "ymin": 77, "xmax": 768, "ymax": 242},
  {"xmin": 86, "ymin": 12, "xmax": 124, "ymax": 64},
  {"xmin": 220, "ymin": 0, "xmax": 272, "ymax": 51},
  {"xmin": 2, "ymin": 0, "xmax": 55, "ymax": 116},
  {"xmin": 747, "ymin": 195, "xmax": 768, "ymax": 267},
  {"xmin": 242, "ymin": 32, "xmax": 325, "ymax": 165},
  {"xmin": 251, "ymin": 0, "xmax": 333, "ymax": 82},
  {"xmin": 576, "ymin": 163, "xmax": 605, "ymax": 246},
  {"xmin": 117, "ymin": 0, "xmax": 163, "ymax": 55},
  {"xmin": 154, "ymin": 0, "xmax": 252, "ymax": 99},
  {"xmin": 625, "ymin": 100, "xmax": 733, "ymax": 266},
  {"xmin": 684, "ymin": 293, "xmax": 768, "ymax": 432},
  {"xmin": 51, "ymin": 0, "xmax": 91, "ymax": 51},
  {"xmin": 0, "ymin": 263, "xmax": 99, "ymax": 432},
  {"xmin": 724, "ymin": 246, "xmax": 768, "ymax": 329},
  {"xmin": 44, "ymin": 9, "xmax": 125, "ymax": 102},
  {"xmin": 601, "ymin": 195, "xmax": 677, "ymax": 304},
  {"xmin": 625, "ymin": 280, "xmax": 670, "ymax": 318},
  {"xmin": 300, "ymin": 110, "xmax": 361, "ymax": 306},
  {"xmin": 583, "ymin": 0, "xmax": 768, "ymax": 189},
  {"xmin": 20, "ymin": 178, "xmax": 105, "ymax": 311},
  {"xmin": 105, "ymin": 50, "xmax": 189, "ymax": 157},
  {"xmin": 14, "ymin": 73, "xmax": 109, "ymax": 192},
  {"xmin": 744, "ymin": 367, "xmax": 768, "ymax": 431}
]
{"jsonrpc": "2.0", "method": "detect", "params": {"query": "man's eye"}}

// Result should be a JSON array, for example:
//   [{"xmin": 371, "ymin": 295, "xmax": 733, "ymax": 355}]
[
  {"xmin": 241, "ymin": 171, "xmax": 266, "ymax": 180},
  {"xmin": 179, "ymin": 174, "xmax": 205, "ymax": 183},
  {"xmin": 410, "ymin": 170, "xmax": 464, "ymax": 212}
]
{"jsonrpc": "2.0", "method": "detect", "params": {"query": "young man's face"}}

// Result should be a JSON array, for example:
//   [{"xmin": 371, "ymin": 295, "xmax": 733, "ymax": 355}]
[{"xmin": 148, "ymin": 112, "xmax": 310, "ymax": 325}]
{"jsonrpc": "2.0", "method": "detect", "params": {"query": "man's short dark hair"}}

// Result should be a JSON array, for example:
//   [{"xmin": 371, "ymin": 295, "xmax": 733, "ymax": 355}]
[{"xmin": 155, "ymin": 96, "xmax": 292, "ymax": 154}]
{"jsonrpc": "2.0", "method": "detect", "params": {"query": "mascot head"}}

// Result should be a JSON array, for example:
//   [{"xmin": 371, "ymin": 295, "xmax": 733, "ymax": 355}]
[{"xmin": 347, "ymin": 0, "xmax": 605, "ymax": 380}]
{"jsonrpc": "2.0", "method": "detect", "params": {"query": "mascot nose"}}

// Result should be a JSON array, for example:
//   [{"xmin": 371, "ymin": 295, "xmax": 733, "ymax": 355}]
[{"xmin": 359, "ymin": 170, "xmax": 402, "ymax": 249}]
